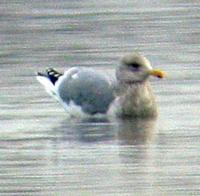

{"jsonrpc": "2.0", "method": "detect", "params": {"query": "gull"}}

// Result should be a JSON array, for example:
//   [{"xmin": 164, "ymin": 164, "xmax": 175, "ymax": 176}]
[{"xmin": 36, "ymin": 52, "xmax": 165, "ymax": 118}]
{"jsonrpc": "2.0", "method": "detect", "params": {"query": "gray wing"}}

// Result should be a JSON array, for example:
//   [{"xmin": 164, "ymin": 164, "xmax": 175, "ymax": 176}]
[{"xmin": 57, "ymin": 68, "xmax": 115, "ymax": 114}]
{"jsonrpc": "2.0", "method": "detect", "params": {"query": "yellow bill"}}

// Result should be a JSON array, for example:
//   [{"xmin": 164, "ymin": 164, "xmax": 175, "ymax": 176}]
[{"xmin": 148, "ymin": 69, "xmax": 166, "ymax": 79}]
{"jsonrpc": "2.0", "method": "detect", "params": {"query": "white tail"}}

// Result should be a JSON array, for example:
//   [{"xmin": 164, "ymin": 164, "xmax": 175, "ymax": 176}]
[{"xmin": 36, "ymin": 75, "xmax": 58, "ymax": 100}]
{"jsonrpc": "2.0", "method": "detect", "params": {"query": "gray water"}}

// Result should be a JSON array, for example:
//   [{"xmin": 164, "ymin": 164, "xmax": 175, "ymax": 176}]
[{"xmin": 1, "ymin": 1, "xmax": 200, "ymax": 195}]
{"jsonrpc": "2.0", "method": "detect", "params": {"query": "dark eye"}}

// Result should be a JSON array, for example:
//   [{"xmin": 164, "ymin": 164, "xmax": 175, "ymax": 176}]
[{"xmin": 127, "ymin": 63, "xmax": 140, "ymax": 69}]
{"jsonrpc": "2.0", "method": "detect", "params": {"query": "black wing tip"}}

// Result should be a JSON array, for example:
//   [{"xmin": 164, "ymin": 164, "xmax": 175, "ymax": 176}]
[
  {"xmin": 46, "ymin": 67, "xmax": 62, "ymax": 75},
  {"xmin": 37, "ymin": 72, "xmax": 46, "ymax": 77},
  {"xmin": 46, "ymin": 67, "xmax": 55, "ymax": 73},
  {"xmin": 36, "ymin": 68, "xmax": 62, "ymax": 76},
  {"xmin": 36, "ymin": 68, "xmax": 63, "ymax": 84},
  {"xmin": 46, "ymin": 68, "xmax": 63, "ymax": 84}
]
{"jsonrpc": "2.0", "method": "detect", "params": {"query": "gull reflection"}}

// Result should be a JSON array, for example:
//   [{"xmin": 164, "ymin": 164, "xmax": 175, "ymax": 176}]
[
  {"xmin": 116, "ymin": 118, "xmax": 157, "ymax": 145},
  {"xmin": 51, "ymin": 115, "xmax": 157, "ymax": 145},
  {"xmin": 51, "ymin": 117, "xmax": 117, "ymax": 143}
]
